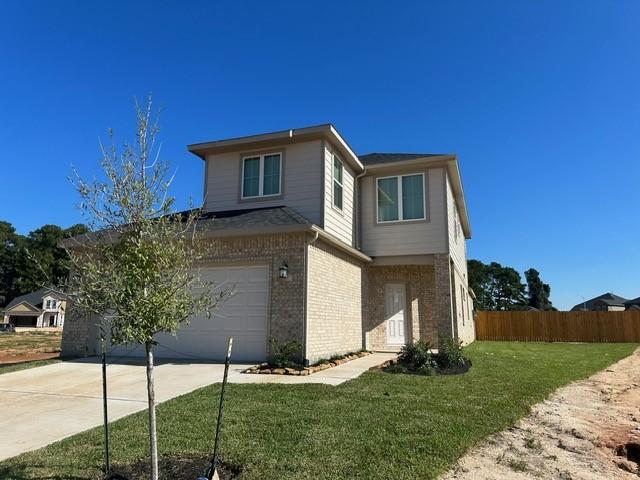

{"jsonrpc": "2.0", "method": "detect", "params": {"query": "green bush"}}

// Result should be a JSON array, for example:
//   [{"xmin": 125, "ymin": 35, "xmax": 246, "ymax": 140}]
[
  {"xmin": 435, "ymin": 332, "xmax": 465, "ymax": 369},
  {"xmin": 399, "ymin": 340, "xmax": 437, "ymax": 373},
  {"xmin": 268, "ymin": 337, "xmax": 302, "ymax": 368}
]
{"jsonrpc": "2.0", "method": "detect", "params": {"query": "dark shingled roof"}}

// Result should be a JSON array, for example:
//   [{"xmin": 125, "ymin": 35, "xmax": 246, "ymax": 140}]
[
  {"xmin": 358, "ymin": 153, "xmax": 446, "ymax": 166},
  {"xmin": 570, "ymin": 292, "xmax": 629, "ymax": 311},
  {"xmin": 5, "ymin": 287, "xmax": 65, "ymax": 310},
  {"xmin": 195, "ymin": 206, "xmax": 311, "ymax": 232},
  {"xmin": 625, "ymin": 297, "xmax": 640, "ymax": 307}
]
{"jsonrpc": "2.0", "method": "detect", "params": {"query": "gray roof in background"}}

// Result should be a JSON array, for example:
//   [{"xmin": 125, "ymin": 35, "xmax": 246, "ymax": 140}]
[
  {"xmin": 358, "ymin": 153, "xmax": 447, "ymax": 166},
  {"xmin": 570, "ymin": 292, "xmax": 630, "ymax": 311},
  {"xmin": 5, "ymin": 287, "xmax": 65, "ymax": 310},
  {"xmin": 625, "ymin": 297, "xmax": 640, "ymax": 306},
  {"xmin": 195, "ymin": 206, "xmax": 311, "ymax": 232}
]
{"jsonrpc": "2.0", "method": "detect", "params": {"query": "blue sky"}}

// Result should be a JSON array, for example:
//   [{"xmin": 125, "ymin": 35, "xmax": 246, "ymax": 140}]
[{"xmin": 1, "ymin": 1, "xmax": 638, "ymax": 310}]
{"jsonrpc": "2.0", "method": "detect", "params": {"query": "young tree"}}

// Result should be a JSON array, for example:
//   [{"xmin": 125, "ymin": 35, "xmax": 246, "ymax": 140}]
[
  {"xmin": 65, "ymin": 97, "xmax": 226, "ymax": 480},
  {"xmin": 525, "ymin": 268, "xmax": 554, "ymax": 310}
]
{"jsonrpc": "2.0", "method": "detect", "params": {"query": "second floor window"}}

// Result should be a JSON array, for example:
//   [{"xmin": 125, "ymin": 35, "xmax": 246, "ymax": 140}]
[
  {"xmin": 242, "ymin": 153, "xmax": 281, "ymax": 198},
  {"xmin": 377, "ymin": 173, "xmax": 425, "ymax": 222},
  {"xmin": 333, "ymin": 154, "xmax": 343, "ymax": 210}
]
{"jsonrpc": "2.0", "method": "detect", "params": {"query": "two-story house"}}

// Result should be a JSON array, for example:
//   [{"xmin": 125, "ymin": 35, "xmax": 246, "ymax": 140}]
[
  {"xmin": 2, "ymin": 287, "xmax": 67, "ymax": 328},
  {"xmin": 62, "ymin": 124, "xmax": 473, "ymax": 363}
]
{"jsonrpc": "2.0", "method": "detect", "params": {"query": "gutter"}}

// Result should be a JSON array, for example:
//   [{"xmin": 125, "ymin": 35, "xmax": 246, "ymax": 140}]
[{"xmin": 353, "ymin": 167, "xmax": 368, "ymax": 250}]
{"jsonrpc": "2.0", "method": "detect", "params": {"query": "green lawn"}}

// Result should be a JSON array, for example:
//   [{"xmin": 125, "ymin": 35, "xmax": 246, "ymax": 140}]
[
  {"xmin": 0, "ymin": 342, "xmax": 636, "ymax": 480},
  {"xmin": 0, "ymin": 358, "xmax": 60, "ymax": 375}
]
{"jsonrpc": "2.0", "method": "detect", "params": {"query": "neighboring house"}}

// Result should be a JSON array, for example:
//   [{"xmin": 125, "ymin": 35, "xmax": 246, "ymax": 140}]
[
  {"xmin": 62, "ymin": 124, "xmax": 474, "ymax": 363},
  {"xmin": 2, "ymin": 287, "xmax": 67, "ymax": 328},
  {"xmin": 625, "ymin": 297, "xmax": 640, "ymax": 310},
  {"xmin": 570, "ymin": 293, "xmax": 629, "ymax": 312}
]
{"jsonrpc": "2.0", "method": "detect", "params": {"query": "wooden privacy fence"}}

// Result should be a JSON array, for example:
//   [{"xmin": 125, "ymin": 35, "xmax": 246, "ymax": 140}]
[{"xmin": 476, "ymin": 310, "xmax": 640, "ymax": 343}]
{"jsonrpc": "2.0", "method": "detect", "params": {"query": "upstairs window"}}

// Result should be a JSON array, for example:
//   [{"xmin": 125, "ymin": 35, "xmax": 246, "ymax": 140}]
[
  {"xmin": 242, "ymin": 153, "xmax": 281, "ymax": 199},
  {"xmin": 332, "ymin": 154, "xmax": 343, "ymax": 210},
  {"xmin": 377, "ymin": 173, "xmax": 425, "ymax": 222}
]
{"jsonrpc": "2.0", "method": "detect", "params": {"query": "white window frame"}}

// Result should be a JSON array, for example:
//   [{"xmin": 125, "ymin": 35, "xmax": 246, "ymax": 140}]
[
  {"xmin": 332, "ymin": 154, "xmax": 343, "ymax": 211},
  {"xmin": 376, "ymin": 173, "xmax": 426, "ymax": 223},
  {"xmin": 241, "ymin": 152, "xmax": 282, "ymax": 199}
]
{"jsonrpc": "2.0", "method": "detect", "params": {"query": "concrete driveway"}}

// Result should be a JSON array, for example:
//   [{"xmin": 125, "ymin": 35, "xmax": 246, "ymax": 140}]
[{"xmin": 0, "ymin": 353, "xmax": 394, "ymax": 461}]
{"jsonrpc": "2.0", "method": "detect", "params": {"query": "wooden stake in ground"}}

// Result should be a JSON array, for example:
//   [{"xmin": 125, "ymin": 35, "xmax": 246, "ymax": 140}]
[{"xmin": 207, "ymin": 337, "xmax": 233, "ymax": 480}]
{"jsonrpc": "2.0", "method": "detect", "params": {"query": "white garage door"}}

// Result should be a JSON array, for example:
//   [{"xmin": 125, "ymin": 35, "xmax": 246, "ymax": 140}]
[{"xmin": 102, "ymin": 265, "xmax": 269, "ymax": 362}]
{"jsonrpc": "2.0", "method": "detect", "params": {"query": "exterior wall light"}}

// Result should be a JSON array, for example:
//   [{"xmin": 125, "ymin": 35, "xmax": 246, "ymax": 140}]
[{"xmin": 279, "ymin": 263, "xmax": 288, "ymax": 279}]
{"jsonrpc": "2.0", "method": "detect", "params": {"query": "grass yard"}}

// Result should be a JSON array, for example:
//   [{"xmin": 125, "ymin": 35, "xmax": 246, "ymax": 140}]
[
  {"xmin": 0, "ymin": 342, "xmax": 636, "ymax": 480},
  {"xmin": 0, "ymin": 330, "xmax": 62, "ymax": 370}
]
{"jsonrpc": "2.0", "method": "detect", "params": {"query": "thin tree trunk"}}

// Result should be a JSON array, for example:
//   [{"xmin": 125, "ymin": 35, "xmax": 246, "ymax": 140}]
[{"xmin": 145, "ymin": 341, "xmax": 159, "ymax": 480}]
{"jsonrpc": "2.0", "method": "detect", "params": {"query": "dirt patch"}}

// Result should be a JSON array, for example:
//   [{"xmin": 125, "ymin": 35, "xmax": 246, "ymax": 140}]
[
  {"xmin": 0, "ymin": 330, "xmax": 62, "ymax": 364},
  {"xmin": 442, "ymin": 347, "xmax": 640, "ymax": 479},
  {"xmin": 0, "ymin": 351, "xmax": 60, "ymax": 365},
  {"xmin": 110, "ymin": 456, "xmax": 241, "ymax": 480}
]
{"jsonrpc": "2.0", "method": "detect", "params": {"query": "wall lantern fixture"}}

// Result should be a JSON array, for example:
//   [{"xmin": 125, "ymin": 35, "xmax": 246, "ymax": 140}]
[{"xmin": 279, "ymin": 263, "xmax": 289, "ymax": 279}]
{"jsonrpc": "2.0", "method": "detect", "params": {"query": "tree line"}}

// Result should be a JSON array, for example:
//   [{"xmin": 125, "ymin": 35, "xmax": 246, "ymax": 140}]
[
  {"xmin": 468, "ymin": 259, "xmax": 555, "ymax": 311},
  {"xmin": 0, "ymin": 221, "xmax": 88, "ymax": 306}
]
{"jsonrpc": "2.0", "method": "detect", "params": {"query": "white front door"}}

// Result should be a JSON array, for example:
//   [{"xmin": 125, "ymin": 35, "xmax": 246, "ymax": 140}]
[{"xmin": 385, "ymin": 283, "xmax": 406, "ymax": 346}]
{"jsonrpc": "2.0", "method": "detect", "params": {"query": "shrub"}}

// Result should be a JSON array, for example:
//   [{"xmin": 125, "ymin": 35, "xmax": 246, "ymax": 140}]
[
  {"xmin": 435, "ymin": 332, "xmax": 465, "ymax": 369},
  {"xmin": 268, "ymin": 337, "xmax": 302, "ymax": 368},
  {"xmin": 399, "ymin": 340, "xmax": 437, "ymax": 373}
]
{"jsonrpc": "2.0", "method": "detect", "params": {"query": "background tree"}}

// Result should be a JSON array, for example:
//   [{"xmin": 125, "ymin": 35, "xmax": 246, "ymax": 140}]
[
  {"xmin": 467, "ymin": 259, "xmax": 529, "ymax": 311},
  {"xmin": 0, "ymin": 221, "xmax": 19, "ymax": 305},
  {"xmin": 525, "ymin": 268, "xmax": 554, "ymax": 310},
  {"xmin": 65, "ymin": 97, "xmax": 226, "ymax": 480},
  {"xmin": 468, "ymin": 259, "xmax": 493, "ymax": 310},
  {"xmin": 489, "ymin": 262, "xmax": 526, "ymax": 310},
  {"xmin": 0, "ymin": 221, "xmax": 88, "ymax": 305}
]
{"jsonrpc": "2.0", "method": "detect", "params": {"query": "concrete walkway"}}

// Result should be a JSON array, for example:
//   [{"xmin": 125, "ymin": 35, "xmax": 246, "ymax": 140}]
[{"xmin": 0, "ymin": 352, "xmax": 394, "ymax": 461}]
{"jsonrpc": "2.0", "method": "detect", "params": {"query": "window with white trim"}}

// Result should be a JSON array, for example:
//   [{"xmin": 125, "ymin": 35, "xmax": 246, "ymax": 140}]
[
  {"xmin": 377, "ymin": 173, "xmax": 425, "ymax": 222},
  {"xmin": 241, "ymin": 152, "xmax": 281, "ymax": 198},
  {"xmin": 332, "ymin": 154, "xmax": 343, "ymax": 210}
]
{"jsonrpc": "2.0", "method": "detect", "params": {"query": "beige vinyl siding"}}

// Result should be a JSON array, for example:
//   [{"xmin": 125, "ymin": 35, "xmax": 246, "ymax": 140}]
[
  {"xmin": 446, "ymin": 173, "xmax": 468, "ymax": 278},
  {"xmin": 360, "ymin": 167, "xmax": 447, "ymax": 257},
  {"xmin": 323, "ymin": 143, "xmax": 355, "ymax": 246},
  {"xmin": 203, "ymin": 140, "xmax": 323, "ymax": 224},
  {"xmin": 8, "ymin": 303, "xmax": 38, "ymax": 313}
]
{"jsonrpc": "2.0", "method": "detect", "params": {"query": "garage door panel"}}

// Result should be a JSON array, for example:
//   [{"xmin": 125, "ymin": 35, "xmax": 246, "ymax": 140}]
[{"xmin": 103, "ymin": 265, "xmax": 269, "ymax": 362}]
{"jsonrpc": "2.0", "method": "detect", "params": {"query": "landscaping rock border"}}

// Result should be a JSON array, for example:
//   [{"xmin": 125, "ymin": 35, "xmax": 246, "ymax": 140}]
[{"xmin": 243, "ymin": 350, "xmax": 371, "ymax": 375}]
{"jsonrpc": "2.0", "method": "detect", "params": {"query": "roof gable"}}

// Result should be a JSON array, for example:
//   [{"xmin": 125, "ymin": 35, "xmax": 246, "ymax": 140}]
[
  {"xmin": 5, "ymin": 301, "xmax": 42, "ymax": 313},
  {"xmin": 4, "ymin": 287, "xmax": 66, "ymax": 310}
]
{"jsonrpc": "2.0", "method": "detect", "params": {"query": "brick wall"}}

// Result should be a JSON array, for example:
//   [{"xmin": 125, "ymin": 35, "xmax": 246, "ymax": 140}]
[
  {"xmin": 60, "ymin": 306, "xmax": 99, "ymax": 357},
  {"xmin": 61, "ymin": 233, "xmax": 307, "ymax": 358},
  {"xmin": 306, "ymin": 239, "xmax": 364, "ymax": 362},
  {"xmin": 200, "ymin": 234, "xmax": 307, "ymax": 347},
  {"xmin": 363, "ymin": 256, "xmax": 455, "ymax": 351}
]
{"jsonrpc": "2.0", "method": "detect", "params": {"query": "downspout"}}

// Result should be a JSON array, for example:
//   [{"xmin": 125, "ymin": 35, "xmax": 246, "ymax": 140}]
[
  {"xmin": 353, "ymin": 167, "xmax": 367, "ymax": 250},
  {"xmin": 302, "ymin": 230, "xmax": 319, "ymax": 365}
]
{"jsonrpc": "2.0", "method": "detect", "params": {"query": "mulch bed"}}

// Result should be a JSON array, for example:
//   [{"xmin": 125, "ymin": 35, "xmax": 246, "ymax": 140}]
[
  {"xmin": 376, "ymin": 357, "xmax": 472, "ymax": 376},
  {"xmin": 243, "ymin": 350, "xmax": 371, "ymax": 376},
  {"xmin": 110, "ymin": 456, "xmax": 241, "ymax": 480}
]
